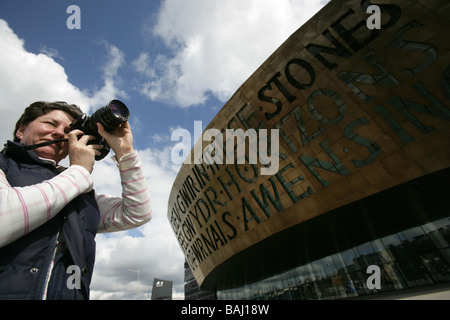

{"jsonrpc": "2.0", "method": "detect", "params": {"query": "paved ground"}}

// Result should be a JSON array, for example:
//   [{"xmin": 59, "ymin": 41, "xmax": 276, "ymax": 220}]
[
  {"xmin": 393, "ymin": 286, "xmax": 450, "ymax": 300},
  {"xmin": 396, "ymin": 290, "xmax": 450, "ymax": 300}
]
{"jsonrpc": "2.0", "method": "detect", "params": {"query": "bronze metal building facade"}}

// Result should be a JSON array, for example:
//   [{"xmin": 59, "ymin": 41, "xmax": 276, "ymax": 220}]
[{"xmin": 169, "ymin": 0, "xmax": 450, "ymax": 299}]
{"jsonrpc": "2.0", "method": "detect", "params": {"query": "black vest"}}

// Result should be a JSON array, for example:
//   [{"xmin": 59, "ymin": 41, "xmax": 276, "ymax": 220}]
[{"xmin": 0, "ymin": 141, "xmax": 99, "ymax": 299}]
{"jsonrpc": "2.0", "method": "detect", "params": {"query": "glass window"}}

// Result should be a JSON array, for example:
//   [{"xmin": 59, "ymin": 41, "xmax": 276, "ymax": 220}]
[
  {"xmin": 395, "ymin": 256, "xmax": 431, "ymax": 287},
  {"xmin": 354, "ymin": 242, "xmax": 378, "ymax": 270},
  {"xmin": 440, "ymin": 248, "xmax": 450, "ymax": 266},
  {"xmin": 311, "ymin": 260, "xmax": 327, "ymax": 280},
  {"xmin": 321, "ymin": 256, "xmax": 337, "ymax": 277},
  {"xmin": 381, "ymin": 233, "xmax": 403, "ymax": 247},
  {"xmin": 294, "ymin": 265, "xmax": 309, "ymax": 285},
  {"xmin": 380, "ymin": 262, "xmax": 407, "ymax": 290},
  {"xmin": 284, "ymin": 268, "xmax": 300, "ymax": 289},
  {"xmin": 402, "ymin": 226, "xmax": 435, "ymax": 255},
  {"xmin": 381, "ymin": 234, "xmax": 409, "ymax": 262},
  {"xmin": 304, "ymin": 263, "xmax": 317, "ymax": 283},
  {"xmin": 419, "ymin": 251, "xmax": 450, "ymax": 282},
  {"xmin": 422, "ymin": 218, "xmax": 450, "ymax": 249},
  {"xmin": 216, "ymin": 217, "xmax": 450, "ymax": 300},
  {"xmin": 341, "ymin": 247, "xmax": 360, "ymax": 271},
  {"xmin": 402, "ymin": 226, "xmax": 426, "ymax": 240},
  {"xmin": 371, "ymin": 238, "xmax": 393, "ymax": 263},
  {"xmin": 331, "ymin": 252, "xmax": 346, "ymax": 272},
  {"xmin": 348, "ymin": 269, "xmax": 372, "ymax": 296}
]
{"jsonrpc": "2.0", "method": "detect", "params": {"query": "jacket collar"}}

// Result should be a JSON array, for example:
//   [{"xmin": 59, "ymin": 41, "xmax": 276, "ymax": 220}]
[{"xmin": 2, "ymin": 140, "xmax": 58, "ymax": 168}]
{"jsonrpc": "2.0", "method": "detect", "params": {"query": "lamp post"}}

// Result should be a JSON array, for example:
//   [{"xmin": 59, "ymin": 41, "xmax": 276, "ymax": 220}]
[{"xmin": 128, "ymin": 268, "xmax": 140, "ymax": 299}]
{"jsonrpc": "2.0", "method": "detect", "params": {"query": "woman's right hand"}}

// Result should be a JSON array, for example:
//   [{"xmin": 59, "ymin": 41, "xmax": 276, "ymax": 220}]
[{"xmin": 67, "ymin": 130, "xmax": 103, "ymax": 173}]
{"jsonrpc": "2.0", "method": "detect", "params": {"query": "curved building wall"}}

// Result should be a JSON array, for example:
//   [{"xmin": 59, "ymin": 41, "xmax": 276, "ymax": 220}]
[{"xmin": 168, "ymin": 0, "xmax": 450, "ymax": 295}]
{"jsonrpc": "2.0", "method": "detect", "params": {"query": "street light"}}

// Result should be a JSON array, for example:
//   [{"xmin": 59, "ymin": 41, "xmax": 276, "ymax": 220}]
[{"xmin": 128, "ymin": 268, "xmax": 140, "ymax": 299}]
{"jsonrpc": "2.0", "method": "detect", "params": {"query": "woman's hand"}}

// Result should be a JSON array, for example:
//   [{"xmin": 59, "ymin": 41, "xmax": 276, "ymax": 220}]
[
  {"xmin": 67, "ymin": 130, "xmax": 103, "ymax": 173},
  {"xmin": 97, "ymin": 121, "xmax": 135, "ymax": 160}
]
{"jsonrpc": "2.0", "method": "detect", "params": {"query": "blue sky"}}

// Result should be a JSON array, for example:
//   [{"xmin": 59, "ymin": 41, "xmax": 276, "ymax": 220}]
[{"xmin": 0, "ymin": 0, "xmax": 327, "ymax": 299}]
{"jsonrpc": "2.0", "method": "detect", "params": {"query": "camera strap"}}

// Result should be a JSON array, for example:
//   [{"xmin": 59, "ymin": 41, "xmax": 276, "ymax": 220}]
[
  {"xmin": 22, "ymin": 139, "xmax": 69, "ymax": 150},
  {"xmin": 2, "ymin": 139, "xmax": 69, "ymax": 153}
]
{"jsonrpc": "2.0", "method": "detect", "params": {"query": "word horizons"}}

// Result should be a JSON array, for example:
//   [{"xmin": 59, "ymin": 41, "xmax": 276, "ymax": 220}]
[
  {"xmin": 169, "ymin": 0, "xmax": 450, "ymax": 278},
  {"xmin": 171, "ymin": 121, "xmax": 280, "ymax": 175}
]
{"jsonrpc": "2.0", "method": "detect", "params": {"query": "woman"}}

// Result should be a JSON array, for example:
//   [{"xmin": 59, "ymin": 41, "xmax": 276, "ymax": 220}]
[{"xmin": 0, "ymin": 101, "xmax": 152, "ymax": 299}]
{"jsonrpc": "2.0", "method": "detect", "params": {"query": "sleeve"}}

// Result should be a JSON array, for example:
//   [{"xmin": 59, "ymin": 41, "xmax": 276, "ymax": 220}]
[
  {"xmin": 0, "ymin": 165, "xmax": 94, "ymax": 248},
  {"xmin": 95, "ymin": 151, "xmax": 152, "ymax": 233}
]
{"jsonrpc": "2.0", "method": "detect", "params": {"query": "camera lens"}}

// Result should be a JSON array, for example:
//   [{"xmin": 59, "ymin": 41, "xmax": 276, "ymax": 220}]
[
  {"xmin": 90, "ymin": 100, "xmax": 130, "ymax": 132},
  {"xmin": 109, "ymin": 100, "xmax": 129, "ymax": 121}
]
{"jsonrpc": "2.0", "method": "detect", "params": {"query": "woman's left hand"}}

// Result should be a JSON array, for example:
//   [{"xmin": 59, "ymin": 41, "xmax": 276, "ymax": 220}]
[{"xmin": 97, "ymin": 121, "xmax": 135, "ymax": 160}]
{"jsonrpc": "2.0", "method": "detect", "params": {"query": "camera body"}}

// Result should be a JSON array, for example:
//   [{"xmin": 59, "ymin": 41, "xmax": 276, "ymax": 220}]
[{"xmin": 70, "ymin": 100, "xmax": 130, "ymax": 160}]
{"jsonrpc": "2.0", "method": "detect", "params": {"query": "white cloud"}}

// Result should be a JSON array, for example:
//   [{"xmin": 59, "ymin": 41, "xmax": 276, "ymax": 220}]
[
  {"xmin": 38, "ymin": 46, "xmax": 65, "ymax": 61},
  {"xmin": 85, "ymin": 41, "xmax": 129, "ymax": 111},
  {"xmin": 134, "ymin": 0, "xmax": 328, "ymax": 108},
  {"xmin": 0, "ymin": 19, "xmax": 90, "ymax": 143},
  {"xmin": 90, "ymin": 147, "xmax": 185, "ymax": 300},
  {"xmin": 0, "ymin": 19, "xmax": 129, "ymax": 143},
  {"xmin": 132, "ymin": 52, "xmax": 156, "ymax": 78}
]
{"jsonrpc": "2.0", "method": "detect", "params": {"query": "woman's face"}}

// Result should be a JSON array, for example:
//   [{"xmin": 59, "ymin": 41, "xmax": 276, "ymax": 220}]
[{"xmin": 15, "ymin": 110, "xmax": 74, "ymax": 163}]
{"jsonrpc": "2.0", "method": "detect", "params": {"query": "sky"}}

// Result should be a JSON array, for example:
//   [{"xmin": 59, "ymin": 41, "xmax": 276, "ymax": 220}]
[{"xmin": 0, "ymin": 0, "xmax": 328, "ymax": 299}]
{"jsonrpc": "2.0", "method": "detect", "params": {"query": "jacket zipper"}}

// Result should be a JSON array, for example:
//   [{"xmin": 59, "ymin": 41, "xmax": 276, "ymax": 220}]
[{"xmin": 39, "ymin": 229, "xmax": 61, "ymax": 300}]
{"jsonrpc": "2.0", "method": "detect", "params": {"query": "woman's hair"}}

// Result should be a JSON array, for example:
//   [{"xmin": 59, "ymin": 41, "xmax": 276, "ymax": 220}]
[{"xmin": 13, "ymin": 101, "xmax": 83, "ymax": 142}]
